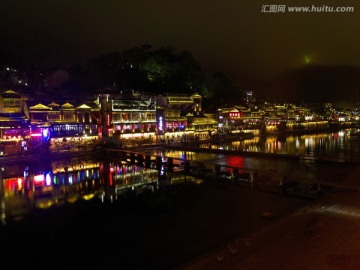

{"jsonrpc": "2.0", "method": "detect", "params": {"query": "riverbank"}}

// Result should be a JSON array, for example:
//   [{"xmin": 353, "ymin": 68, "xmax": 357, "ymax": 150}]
[{"xmin": 178, "ymin": 165, "xmax": 360, "ymax": 270}]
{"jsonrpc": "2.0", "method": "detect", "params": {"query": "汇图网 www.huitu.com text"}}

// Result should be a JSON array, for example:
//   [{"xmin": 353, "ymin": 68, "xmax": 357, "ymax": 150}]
[{"xmin": 261, "ymin": 5, "xmax": 354, "ymax": 13}]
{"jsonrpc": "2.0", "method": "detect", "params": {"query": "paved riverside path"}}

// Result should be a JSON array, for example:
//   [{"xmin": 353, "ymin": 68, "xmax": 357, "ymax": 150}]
[{"xmin": 175, "ymin": 167, "xmax": 360, "ymax": 270}]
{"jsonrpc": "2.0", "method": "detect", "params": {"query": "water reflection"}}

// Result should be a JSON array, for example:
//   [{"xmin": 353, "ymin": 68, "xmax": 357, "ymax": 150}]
[
  {"xmin": 195, "ymin": 130, "xmax": 360, "ymax": 160},
  {"xmin": 138, "ymin": 130, "xmax": 360, "ymax": 191},
  {"xmin": 2, "ymin": 130, "xmax": 360, "ymax": 226},
  {"xmin": 0, "ymin": 158, "xmax": 169, "ymax": 225}
]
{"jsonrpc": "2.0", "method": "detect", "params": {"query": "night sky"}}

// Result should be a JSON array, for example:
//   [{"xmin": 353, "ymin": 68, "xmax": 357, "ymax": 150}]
[{"xmin": 1, "ymin": 0, "xmax": 360, "ymax": 81}]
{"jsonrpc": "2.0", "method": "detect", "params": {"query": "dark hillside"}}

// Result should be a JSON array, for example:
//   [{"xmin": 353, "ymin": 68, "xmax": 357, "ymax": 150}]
[{"xmin": 255, "ymin": 65, "xmax": 360, "ymax": 103}]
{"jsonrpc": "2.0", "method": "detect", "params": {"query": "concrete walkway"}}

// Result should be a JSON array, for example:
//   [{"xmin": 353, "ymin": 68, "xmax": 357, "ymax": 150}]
[{"xmin": 177, "ymin": 171, "xmax": 360, "ymax": 270}]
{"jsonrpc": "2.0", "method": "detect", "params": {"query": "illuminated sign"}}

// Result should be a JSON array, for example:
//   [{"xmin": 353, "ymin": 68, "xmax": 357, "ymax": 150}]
[
  {"xmin": 158, "ymin": 116, "xmax": 163, "ymax": 131},
  {"xmin": 229, "ymin": 112, "xmax": 242, "ymax": 118},
  {"xmin": 107, "ymin": 114, "xmax": 110, "ymax": 126},
  {"xmin": 42, "ymin": 129, "xmax": 50, "ymax": 140}
]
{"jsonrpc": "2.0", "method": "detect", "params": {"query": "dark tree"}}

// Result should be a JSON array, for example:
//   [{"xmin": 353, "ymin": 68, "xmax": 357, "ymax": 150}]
[
  {"xmin": 62, "ymin": 45, "xmax": 234, "ymax": 103},
  {"xmin": 85, "ymin": 52, "xmax": 121, "ymax": 93}
]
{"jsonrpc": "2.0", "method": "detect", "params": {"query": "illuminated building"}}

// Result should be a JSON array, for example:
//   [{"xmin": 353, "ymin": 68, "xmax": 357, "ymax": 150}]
[
  {"xmin": 156, "ymin": 93, "xmax": 216, "ymax": 138},
  {"xmin": 0, "ymin": 90, "xmax": 30, "ymax": 155},
  {"xmin": 97, "ymin": 91, "xmax": 216, "ymax": 143},
  {"xmin": 0, "ymin": 90, "xmax": 29, "ymax": 139},
  {"xmin": 98, "ymin": 92, "xmax": 157, "ymax": 139},
  {"xmin": 186, "ymin": 113, "xmax": 218, "ymax": 134},
  {"xmin": 155, "ymin": 93, "xmax": 193, "ymax": 137},
  {"xmin": 163, "ymin": 107, "xmax": 187, "ymax": 132},
  {"xmin": 28, "ymin": 100, "xmax": 100, "ymax": 139},
  {"xmin": 216, "ymin": 108, "xmax": 245, "ymax": 133}
]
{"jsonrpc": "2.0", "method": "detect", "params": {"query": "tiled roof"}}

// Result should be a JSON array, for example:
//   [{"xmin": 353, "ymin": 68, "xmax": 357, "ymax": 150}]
[
  {"xmin": 48, "ymin": 101, "xmax": 60, "ymax": 107},
  {"xmin": 0, "ymin": 90, "xmax": 21, "ymax": 98},
  {"xmin": 61, "ymin": 102, "xmax": 74, "ymax": 109},
  {"xmin": 30, "ymin": 103, "xmax": 51, "ymax": 110}
]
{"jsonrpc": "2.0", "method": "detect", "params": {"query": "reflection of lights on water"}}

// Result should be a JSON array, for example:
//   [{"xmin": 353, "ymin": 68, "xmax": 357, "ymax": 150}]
[
  {"xmin": 45, "ymin": 172, "xmax": 52, "ymax": 186},
  {"xmin": 305, "ymin": 137, "xmax": 315, "ymax": 147},
  {"xmin": 1, "ymin": 201, "xmax": 5, "ymax": 226},
  {"xmin": 34, "ymin": 174, "xmax": 44, "ymax": 183},
  {"xmin": 17, "ymin": 178, "xmax": 23, "ymax": 189},
  {"xmin": 338, "ymin": 131, "xmax": 345, "ymax": 137},
  {"xmin": 82, "ymin": 194, "xmax": 95, "ymax": 200}
]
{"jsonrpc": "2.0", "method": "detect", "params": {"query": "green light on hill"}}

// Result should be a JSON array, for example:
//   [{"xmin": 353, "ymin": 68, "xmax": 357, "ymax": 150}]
[{"xmin": 304, "ymin": 55, "xmax": 311, "ymax": 64}]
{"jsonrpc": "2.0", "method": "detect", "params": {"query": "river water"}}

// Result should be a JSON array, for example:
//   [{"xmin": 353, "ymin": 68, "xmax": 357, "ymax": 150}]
[
  {"xmin": 140, "ymin": 129, "xmax": 360, "ymax": 185},
  {"xmin": 1, "ymin": 129, "xmax": 360, "ymax": 269}
]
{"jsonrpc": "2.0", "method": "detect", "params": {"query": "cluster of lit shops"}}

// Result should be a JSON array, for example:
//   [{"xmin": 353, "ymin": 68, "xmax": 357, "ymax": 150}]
[
  {"xmin": 0, "ymin": 90, "xmax": 219, "ymax": 155},
  {"xmin": 217, "ymin": 108, "xmax": 262, "ymax": 135},
  {"xmin": 216, "ymin": 105, "xmax": 337, "ymax": 135},
  {"xmin": 104, "ymin": 94, "xmax": 208, "ymax": 138},
  {"xmin": 3, "ymin": 89, "xmax": 356, "ymax": 155}
]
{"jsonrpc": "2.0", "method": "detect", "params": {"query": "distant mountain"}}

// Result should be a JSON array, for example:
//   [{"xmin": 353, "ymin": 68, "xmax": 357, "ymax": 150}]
[{"xmin": 254, "ymin": 65, "xmax": 360, "ymax": 103}]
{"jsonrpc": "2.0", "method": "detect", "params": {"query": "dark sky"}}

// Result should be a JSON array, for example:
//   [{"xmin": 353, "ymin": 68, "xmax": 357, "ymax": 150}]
[{"xmin": 1, "ymin": 0, "xmax": 359, "ymax": 81}]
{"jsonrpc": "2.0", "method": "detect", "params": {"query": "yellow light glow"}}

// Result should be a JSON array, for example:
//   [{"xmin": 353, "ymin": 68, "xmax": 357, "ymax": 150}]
[{"xmin": 82, "ymin": 193, "xmax": 95, "ymax": 200}]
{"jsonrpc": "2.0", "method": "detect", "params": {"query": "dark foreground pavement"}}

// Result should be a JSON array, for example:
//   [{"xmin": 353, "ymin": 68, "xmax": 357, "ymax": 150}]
[{"xmin": 176, "ymin": 171, "xmax": 360, "ymax": 270}]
